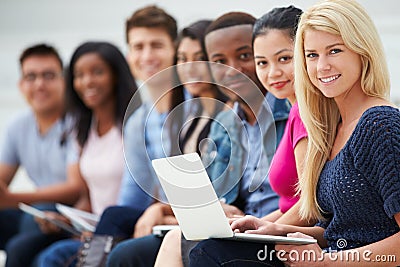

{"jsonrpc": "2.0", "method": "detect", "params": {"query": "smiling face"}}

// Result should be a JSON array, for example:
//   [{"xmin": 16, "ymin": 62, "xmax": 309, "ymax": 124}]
[
  {"xmin": 254, "ymin": 29, "xmax": 295, "ymax": 103},
  {"xmin": 205, "ymin": 24, "xmax": 264, "ymax": 103},
  {"xmin": 19, "ymin": 55, "xmax": 65, "ymax": 116},
  {"xmin": 127, "ymin": 27, "xmax": 175, "ymax": 82},
  {"xmin": 176, "ymin": 37, "xmax": 213, "ymax": 97},
  {"xmin": 304, "ymin": 29, "xmax": 363, "ymax": 99},
  {"xmin": 73, "ymin": 52, "xmax": 115, "ymax": 110}
]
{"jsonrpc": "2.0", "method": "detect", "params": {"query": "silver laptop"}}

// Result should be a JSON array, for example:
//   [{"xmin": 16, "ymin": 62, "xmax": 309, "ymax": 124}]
[{"xmin": 151, "ymin": 153, "xmax": 317, "ymax": 245}]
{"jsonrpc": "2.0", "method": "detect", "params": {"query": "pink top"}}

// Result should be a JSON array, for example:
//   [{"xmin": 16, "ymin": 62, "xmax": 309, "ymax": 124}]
[
  {"xmin": 269, "ymin": 102, "xmax": 307, "ymax": 213},
  {"xmin": 79, "ymin": 124, "xmax": 124, "ymax": 215}
]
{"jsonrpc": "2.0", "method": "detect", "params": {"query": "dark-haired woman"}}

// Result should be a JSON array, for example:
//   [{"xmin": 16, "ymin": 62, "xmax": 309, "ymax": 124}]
[{"xmin": 36, "ymin": 41, "xmax": 141, "ymax": 267}]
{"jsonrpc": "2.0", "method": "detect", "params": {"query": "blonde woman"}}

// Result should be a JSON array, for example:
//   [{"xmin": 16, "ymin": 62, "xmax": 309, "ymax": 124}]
[
  {"xmin": 276, "ymin": 0, "xmax": 400, "ymax": 265},
  {"xmin": 191, "ymin": 0, "xmax": 400, "ymax": 266}
]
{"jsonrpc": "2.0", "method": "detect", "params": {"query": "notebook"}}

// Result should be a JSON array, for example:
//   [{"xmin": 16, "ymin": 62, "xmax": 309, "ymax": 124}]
[
  {"xmin": 56, "ymin": 203, "xmax": 99, "ymax": 232},
  {"xmin": 151, "ymin": 153, "xmax": 317, "ymax": 245},
  {"xmin": 19, "ymin": 203, "xmax": 81, "ymax": 236}
]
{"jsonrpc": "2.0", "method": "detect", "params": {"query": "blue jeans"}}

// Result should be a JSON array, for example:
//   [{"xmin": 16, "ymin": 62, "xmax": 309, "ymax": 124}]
[
  {"xmin": 0, "ymin": 209, "xmax": 21, "ymax": 250},
  {"xmin": 107, "ymin": 235, "xmax": 162, "ymax": 267},
  {"xmin": 36, "ymin": 206, "xmax": 143, "ymax": 267},
  {"xmin": 94, "ymin": 206, "xmax": 143, "ymax": 237},
  {"xmin": 36, "ymin": 239, "xmax": 80, "ymax": 267},
  {"xmin": 2, "ymin": 203, "xmax": 70, "ymax": 267},
  {"xmin": 189, "ymin": 239, "xmax": 285, "ymax": 267}
]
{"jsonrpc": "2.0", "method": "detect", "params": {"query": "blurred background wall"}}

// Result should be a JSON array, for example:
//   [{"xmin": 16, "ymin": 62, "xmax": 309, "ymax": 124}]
[{"xmin": 0, "ymin": 0, "xmax": 399, "ymax": 141}]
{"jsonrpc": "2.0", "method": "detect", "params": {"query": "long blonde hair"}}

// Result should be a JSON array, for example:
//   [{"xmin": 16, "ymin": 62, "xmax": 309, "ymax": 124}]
[{"xmin": 295, "ymin": 0, "xmax": 390, "ymax": 220}]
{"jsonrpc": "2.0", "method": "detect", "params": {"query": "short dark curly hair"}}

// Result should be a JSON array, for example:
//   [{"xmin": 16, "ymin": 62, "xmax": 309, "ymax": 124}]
[{"xmin": 205, "ymin": 12, "xmax": 256, "ymax": 36}]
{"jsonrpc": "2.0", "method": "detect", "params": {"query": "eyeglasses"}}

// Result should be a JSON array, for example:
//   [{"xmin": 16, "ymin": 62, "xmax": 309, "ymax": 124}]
[{"xmin": 22, "ymin": 71, "xmax": 62, "ymax": 82}]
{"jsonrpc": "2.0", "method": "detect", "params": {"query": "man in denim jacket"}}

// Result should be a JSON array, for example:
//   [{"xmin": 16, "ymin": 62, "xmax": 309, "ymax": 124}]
[
  {"xmin": 204, "ymin": 95, "xmax": 289, "ymax": 217},
  {"xmin": 202, "ymin": 12, "xmax": 290, "ymax": 219}
]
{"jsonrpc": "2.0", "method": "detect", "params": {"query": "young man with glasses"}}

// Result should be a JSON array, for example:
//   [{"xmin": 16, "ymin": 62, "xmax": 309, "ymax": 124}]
[{"xmin": 0, "ymin": 43, "xmax": 84, "ymax": 266}]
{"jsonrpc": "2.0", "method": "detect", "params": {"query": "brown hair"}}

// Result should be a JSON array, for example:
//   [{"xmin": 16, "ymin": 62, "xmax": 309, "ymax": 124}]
[{"xmin": 125, "ymin": 5, "xmax": 177, "ymax": 43}]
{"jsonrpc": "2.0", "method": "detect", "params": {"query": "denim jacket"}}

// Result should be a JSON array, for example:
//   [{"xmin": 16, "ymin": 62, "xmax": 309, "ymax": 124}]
[{"xmin": 203, "ymin": 93, "xmax": 290, "ymax": 204}]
